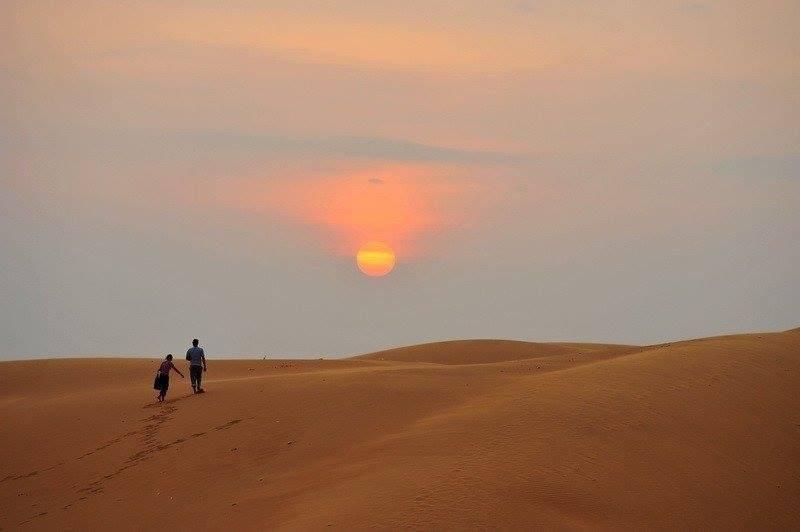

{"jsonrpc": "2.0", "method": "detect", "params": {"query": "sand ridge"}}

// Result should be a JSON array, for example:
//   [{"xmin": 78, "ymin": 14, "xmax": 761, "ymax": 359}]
[
  {"xmin": 354, "ymin": 339, "xmax": 640, "ymax": 365},
  {"xmin": 1, "ymin": 329, "xmax": 799, "ymax": 529}
]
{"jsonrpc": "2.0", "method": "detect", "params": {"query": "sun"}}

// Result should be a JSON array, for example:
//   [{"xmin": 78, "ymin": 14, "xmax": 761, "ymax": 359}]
[{"xmin": 356, "ymin": 242, "xmax": 396, "ymax": 277}]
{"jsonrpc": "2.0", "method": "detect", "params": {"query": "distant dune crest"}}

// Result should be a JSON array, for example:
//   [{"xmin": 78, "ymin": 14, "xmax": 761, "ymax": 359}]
[{"xmin": 355, "ymin": 339, "xmax": 639, "ymax": 365}]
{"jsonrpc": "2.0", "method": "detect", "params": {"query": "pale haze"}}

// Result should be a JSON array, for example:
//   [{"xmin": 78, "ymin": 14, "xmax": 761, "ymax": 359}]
[{"xmin": 2, "ymin": 1, "xmax": 799, "ymax": 359}]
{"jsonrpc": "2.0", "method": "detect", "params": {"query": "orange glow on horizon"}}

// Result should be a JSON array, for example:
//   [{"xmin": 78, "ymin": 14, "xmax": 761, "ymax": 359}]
[{"xmin": 213, "ymin": 164, "xmax": 487, "ymax": 259}]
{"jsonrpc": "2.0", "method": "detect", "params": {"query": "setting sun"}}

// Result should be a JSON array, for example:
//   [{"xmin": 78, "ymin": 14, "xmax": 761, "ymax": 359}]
[{"xmin": 356, "ymin": 242, "xmax": 396, "ymax": 277}]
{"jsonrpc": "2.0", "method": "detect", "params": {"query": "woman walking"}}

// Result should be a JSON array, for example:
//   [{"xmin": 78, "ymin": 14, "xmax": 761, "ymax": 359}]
[{"xmin": 154, "ymin": 354, "xmax": 184, "ymax": 402}]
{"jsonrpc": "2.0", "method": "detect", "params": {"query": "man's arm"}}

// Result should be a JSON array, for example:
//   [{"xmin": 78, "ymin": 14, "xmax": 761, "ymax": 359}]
[{"xmin": 202, "ymin": 352, "xmax": 207, "ymax": 372}]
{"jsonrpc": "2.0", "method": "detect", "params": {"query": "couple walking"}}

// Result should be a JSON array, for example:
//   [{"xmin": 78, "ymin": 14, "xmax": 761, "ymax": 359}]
[{"xmin": 154, "ymin": 338, "xmax": 208, "ymax": 402}]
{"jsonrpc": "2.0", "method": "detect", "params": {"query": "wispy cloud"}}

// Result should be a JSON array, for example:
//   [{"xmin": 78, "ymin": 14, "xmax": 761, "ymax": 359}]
[
  {"xmin": 25, "ymin": 128, "xmax": 531, "ymax": 165},
  {"xmin": 715, "ymin": 155, "xmax": 800, "ymax": 180}
]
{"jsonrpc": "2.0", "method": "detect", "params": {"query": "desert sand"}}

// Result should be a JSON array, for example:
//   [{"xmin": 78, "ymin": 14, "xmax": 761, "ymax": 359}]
[{"xmin": 1, "ymin": 329, "xmax": 799, "ymax": 529}]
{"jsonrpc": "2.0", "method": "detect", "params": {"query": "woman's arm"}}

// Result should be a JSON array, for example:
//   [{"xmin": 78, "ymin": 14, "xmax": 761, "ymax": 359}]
[{"xmin": 170, "ymin": 361, "xmax": 184, "ymax": 378}]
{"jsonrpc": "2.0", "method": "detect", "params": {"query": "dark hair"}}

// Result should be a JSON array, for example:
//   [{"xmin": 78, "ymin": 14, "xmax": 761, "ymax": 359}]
[
  {"xmin": 166, "ymin": 354, "xmax": 173, "ymax": 360},
  {"xmin": 192, "ymin": 339, "xmax": 199, "ymax": 346}
]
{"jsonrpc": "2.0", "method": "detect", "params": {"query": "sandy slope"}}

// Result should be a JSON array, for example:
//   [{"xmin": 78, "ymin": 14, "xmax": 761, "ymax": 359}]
[
  {"xmin": 353, "ymin": 339, "xmax": 640, "ymax": 365},
  {"xmin": 1, "ymin": 329, "xmax": 798, "ymax": 529}
]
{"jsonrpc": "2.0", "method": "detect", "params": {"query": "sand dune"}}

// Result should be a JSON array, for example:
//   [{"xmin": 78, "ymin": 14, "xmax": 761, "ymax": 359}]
[
  {"xmin": 354, "ymin": 339, "xmax": 639, "ymax": 365},
  {"xmin": 1, "ymin": 329, "xmax": 799, "ymax": 529}
]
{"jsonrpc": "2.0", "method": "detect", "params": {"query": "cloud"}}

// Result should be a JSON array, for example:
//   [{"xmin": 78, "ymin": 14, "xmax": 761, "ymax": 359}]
[
  {"xmin": 715, "ymin": 155, "xmax": 800, "ymax": 180},
  {"xmin": 27, "ymin": 127, "xmax": 530, "ymax": 166},
  {"xmin": 677, "ymin": 2, "xmax": 713, "ymax": 14}
]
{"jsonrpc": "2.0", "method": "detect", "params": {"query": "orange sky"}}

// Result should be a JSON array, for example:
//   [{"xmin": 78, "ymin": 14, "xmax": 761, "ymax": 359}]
[
  {"xmin": 2, "ymin": 0, "xmax": 799, "ymax": 358},
  {"xmin": 210, "ymin": 164, "xmax": 495, "ymax": 258}
]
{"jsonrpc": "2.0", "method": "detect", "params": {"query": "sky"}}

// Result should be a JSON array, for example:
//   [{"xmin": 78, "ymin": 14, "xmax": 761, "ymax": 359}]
[{"xmin": 2, "ymin": 0, "xmax": 799, "ymax": 359}]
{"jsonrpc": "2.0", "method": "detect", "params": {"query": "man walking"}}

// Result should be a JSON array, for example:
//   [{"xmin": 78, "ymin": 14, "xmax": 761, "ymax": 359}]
[{"xmin": 186, "ymin": 338, "xmax": 207, "ymax": 394}]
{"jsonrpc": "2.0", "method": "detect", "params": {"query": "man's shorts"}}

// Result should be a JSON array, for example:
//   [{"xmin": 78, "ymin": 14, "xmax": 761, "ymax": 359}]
[{"xmin": 190, "ymin": 365, "xmax": 203, "ymax": 387}]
